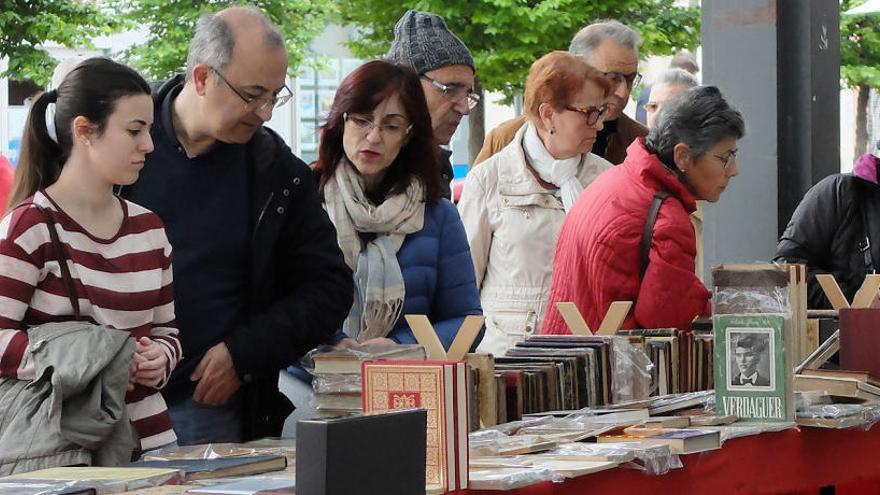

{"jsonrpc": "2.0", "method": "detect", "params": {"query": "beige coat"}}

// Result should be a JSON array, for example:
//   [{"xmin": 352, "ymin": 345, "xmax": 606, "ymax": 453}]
[{"xmin": 458, "ymin": 125, "xmax": 613, "ymax": 355}]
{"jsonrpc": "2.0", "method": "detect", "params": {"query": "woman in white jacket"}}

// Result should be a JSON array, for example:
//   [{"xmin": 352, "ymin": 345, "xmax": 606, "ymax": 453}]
[{"xmin": 458, "ymin": 51, "xmax": 613, "ymax": 354}]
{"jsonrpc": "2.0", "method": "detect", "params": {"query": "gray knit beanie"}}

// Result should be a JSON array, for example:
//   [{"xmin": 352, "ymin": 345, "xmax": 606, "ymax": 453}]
[{"xmin": 386, "ymin": 10, "xmax": 475, "ymax": 75}]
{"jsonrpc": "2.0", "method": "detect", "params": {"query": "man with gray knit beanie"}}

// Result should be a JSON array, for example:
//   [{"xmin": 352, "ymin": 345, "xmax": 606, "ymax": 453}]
[{"xmin": 387, "ymin": 10, "xmax": 478, "ymax": 199}]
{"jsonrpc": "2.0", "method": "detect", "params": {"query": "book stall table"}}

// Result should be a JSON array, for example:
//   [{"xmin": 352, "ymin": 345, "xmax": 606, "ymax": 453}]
[{"xmin": 457, "ymin": 423, "xmax": 880, "ymax": 495}]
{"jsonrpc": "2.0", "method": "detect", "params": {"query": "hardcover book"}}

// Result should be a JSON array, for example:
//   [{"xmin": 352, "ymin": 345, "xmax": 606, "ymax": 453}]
[
  {"xmin": 362, "ymin": 360, "xmax": 469, "ymax": 492},
  {"xmin": 129, "ymin": 455, "xmax": 286, "ymax": 482},
  {"xmin": 2, "ymin": 468, "xmax": 182, "ymax": 494},
  {"xmin": 713, "ymin": 314, "xmax": 794, "ymax": 422}
]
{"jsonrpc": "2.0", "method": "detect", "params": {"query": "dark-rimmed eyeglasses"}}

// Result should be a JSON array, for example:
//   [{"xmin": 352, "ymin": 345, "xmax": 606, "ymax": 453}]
[
  {"xmin": 565, "ymin": 105, "xmax": 608, "ymax": 126},
  {"xmin": 604, "ymin": 71, "xmax": 642, "ymax": 88},
  {"xmin": 212, "ymin": 67, "xmax": 292, "ymax": 113},
  {"xmin": 343, "ymin": 112, "xmax": 413, "ymax": 142},
  {"xmin": 709, "ymin": 150, "xmax": 738, "ymax": 169},
  {"xmin": 420, "ymin": 74, "xmax": 480, "ymax": 110}
]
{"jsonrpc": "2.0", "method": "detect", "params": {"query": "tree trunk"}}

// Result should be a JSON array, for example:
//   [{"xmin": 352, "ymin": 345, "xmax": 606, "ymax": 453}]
[
  {"xmin": 468, "ymin": 80, "xmax": 485, "ymax": 169},
  {"xmin": 855, "ymin": 83, "xmax": 870, "ymax": 158}
]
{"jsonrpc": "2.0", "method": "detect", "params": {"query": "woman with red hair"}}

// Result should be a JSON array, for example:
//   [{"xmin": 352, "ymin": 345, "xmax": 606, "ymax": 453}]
[{"xmin": 458, "ymin": 51, "xmax": 612, "ymax": 355}]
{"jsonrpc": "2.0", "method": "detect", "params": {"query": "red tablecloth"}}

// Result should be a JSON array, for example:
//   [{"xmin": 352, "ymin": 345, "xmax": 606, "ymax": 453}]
[{"xmin": 457, "ymin": 425, "xmax": 880, "ymax": 494}]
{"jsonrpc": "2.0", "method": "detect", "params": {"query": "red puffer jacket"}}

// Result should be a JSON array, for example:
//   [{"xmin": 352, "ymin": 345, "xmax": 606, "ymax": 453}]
[{"xmin": 541, "ymin": 139, "xmax": 710, "ymax": 333}]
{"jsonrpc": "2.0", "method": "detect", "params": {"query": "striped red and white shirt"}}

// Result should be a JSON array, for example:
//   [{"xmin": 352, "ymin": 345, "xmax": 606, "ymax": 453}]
[{"xmin": 0, "ymin": 190, "xmax": 182, "ymax": 451}]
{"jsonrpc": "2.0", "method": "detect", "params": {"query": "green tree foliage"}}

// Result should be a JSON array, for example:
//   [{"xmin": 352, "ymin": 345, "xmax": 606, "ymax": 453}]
[
  {"xmin": 840, "ymin": 0, "xmax": 880, "ymax": 155},
  {"xmin": 338, "ymin": 0, "xmax": 701, "ymax": 100},
  {"xmin": 0, "ymin": 1, "xmax": 118, "ymax": 85},
  {"xmin": 109, "ymin": 0, "xmax": 331, "ymax": 80},
  {"xmin": 841, "ymin": 0, "xmax": 880, "ymax": 88}
]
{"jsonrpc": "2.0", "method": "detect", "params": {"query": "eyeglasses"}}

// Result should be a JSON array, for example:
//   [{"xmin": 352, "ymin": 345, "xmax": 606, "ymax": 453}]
[
  {"xmin": 212, "ymin": 67, "xmax": 292, "ymax": 113},
  {"xmin": 604, "ymin": 71, "xmax": 642, "ymax": 88},
  {"xmin": 420, "ymin": 74, "xmax": 480, "ymax": 110},
  {"xmin": 565, "ymin": 105, "xmax": 608, "ymax": 126},
  {"xmin": 343, "ymin": 112, "xmax": 413, "ymax": 141},
  {"xmin": 709, "ymin": 150, "xmax": 738, "ymax": 169}
]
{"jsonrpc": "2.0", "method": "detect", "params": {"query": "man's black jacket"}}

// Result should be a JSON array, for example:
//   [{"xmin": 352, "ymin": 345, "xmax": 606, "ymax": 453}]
[
  {"xmin": 125, "ymin": 75, "xmax": 353, "ymax": 438},
  {"xmin": 775, "ymin": 174, "xmax": 880, "ymax": 309}
]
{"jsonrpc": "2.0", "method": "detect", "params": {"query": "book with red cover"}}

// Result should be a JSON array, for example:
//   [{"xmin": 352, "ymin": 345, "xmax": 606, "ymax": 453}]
[
  {"xmin": 839, "ymin": 308, "xmax": 880, "ymax": 377},
  {"xmin": 362, "ymin": 360, "xmax": 469, "ymax": 493}
]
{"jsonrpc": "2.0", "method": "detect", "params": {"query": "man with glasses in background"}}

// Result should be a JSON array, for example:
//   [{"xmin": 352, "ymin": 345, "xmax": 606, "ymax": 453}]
[
  {"xmin": 123, "ymin": 5, "xmax": 352, "ymax": 444},
  {"xmin": 476, "ymin": 20, "xmax": 648, "ymax": 166},
  {"xmin": 387, "ymin": 9, "xmax": 478, "ymax": 199}
]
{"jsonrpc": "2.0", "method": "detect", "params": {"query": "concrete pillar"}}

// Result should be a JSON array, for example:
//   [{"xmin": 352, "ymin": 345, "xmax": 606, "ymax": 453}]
[{"xmin": 701, "ymin": 0, "xmax": 840, "ymax": 283}]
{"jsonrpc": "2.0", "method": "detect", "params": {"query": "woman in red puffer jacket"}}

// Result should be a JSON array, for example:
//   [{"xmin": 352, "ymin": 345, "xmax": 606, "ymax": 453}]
[{"xmin": 542, "ymin": 86, "xmax": 745, "ymax": 333}]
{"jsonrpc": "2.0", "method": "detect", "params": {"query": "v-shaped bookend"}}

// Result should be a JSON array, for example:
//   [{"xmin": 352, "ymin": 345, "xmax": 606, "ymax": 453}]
[
  {"xmin": 405, "ymin": 314, "xmax": 485, "ymax": 361},
  {"xmin": 816, "ymin": 274, "xmax": 880, "ymax": 310},
  {"xmin": 555, "ymin": 301, "xmax": 633, "ymax": 336}
]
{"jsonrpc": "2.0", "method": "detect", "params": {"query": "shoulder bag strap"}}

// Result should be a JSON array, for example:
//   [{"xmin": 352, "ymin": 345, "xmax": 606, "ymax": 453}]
[
  {"xmin": 33, "ymin": 205, "xmax": 81, "ymax": 319},
  {"xmin": 640, "ymin": 190, "xmax": 671, "ymax": 281},
  {"xmin": 855, "ymin": 180, "xmax": 877, "ymax": 274}
]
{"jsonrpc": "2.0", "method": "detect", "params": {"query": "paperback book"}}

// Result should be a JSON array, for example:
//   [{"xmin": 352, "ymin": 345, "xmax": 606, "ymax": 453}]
[{"xmin": 713, "ymin": 314, "xmax": 795, "ymax": 422}]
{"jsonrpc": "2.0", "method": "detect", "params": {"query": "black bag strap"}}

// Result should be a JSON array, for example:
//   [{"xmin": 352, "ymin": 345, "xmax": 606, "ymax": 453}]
[
  {"xmin": 640, "ymin": 190, "xmax": 671, "ymax": 281},
  {"xmin": 855, "ymin": 180, "xmax": 876, "ymax": 274},
  {"xmin": 32, "ymin": 205, "xmax": 81, "ymax": 319}
]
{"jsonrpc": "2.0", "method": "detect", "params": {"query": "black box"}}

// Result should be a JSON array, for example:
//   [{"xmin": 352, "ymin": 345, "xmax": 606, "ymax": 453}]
[{"xmin": 295, "ymin": 409, "xmax": 427, "ymax": 495}]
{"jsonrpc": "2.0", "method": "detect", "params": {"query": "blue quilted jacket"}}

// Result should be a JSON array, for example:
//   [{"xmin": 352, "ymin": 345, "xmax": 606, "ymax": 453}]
[{"xmin": 385, "ymin": 199, "xmax": 483, "ymax": 348}]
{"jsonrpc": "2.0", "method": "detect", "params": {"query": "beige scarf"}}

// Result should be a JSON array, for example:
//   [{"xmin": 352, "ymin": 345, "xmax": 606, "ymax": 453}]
[{"xmin": 323, "ymin": 161, "xmax": 426, "ymax": 341}]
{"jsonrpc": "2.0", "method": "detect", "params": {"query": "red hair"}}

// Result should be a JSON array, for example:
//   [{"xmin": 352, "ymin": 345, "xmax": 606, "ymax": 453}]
[{"xmin": 524, "ymin": 51, "xmax": 613, "ymax": 130}]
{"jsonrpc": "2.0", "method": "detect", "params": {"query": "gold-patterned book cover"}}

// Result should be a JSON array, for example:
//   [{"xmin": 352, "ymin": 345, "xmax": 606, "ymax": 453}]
[{"xmin": 362, "ymin": 360, "xmax": 449, "ymax": 490}]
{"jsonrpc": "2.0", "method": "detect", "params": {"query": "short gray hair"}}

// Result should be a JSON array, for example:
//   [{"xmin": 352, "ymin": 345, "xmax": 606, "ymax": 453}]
[
  {"xmin": 185, "ymin": 6, "xmax": 284, "ymax": 80},
  {"xmin": 655, "ymin": 68, "xmax": 698, "ymax": 89},
  {"xmin": 645, "ymin": 86, "xmax": 745, "ymax": 169},
  {"xmin": 670, "ymin": 51, "xmax": 699, "ymax": 74},
  {"xmin": 569, "ymin": 20, "xmax": 642, "ymax": 60}
]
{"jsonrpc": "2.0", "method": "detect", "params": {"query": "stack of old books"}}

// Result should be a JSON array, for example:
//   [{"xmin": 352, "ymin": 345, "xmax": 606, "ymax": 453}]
[
  {"xmin": 795, "ymin": 369, "xmax": 880, "ymax": 403},
  {"xmin": 499, "ymin": 335, "xmax": 614, "ymax": 419},
  {"xmin": 311, "ymin": 344, "xmax": 426, "ymax": 417}
]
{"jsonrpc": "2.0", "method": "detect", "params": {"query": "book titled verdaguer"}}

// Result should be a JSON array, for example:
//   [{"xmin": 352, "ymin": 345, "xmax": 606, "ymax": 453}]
[{"xmin": 713, "ymin": 314, "xmax": 795, "ymax": 422}]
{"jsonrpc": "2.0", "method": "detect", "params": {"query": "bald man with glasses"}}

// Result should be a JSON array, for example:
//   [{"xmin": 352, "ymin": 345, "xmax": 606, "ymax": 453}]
[{"xmin": 123, "ymin": 6, "xmax": 352, "ymax": 444}]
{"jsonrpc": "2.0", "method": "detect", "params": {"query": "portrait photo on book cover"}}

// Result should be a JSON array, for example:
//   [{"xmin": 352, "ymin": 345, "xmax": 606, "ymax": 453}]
[{"xmin": 727, "ymin": 328, "xmax": 775, "ymax": 391}]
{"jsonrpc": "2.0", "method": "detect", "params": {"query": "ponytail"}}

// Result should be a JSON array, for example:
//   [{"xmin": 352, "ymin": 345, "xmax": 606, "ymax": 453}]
[{"xmin": 9, "ymin": 90, "xmax": 64, "ymax": 209}]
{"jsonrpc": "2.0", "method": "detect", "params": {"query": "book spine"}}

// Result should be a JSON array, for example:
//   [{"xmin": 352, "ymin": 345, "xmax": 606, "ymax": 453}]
[
  {"xmin": 444, "ymin": 363, "xmax": 455, "ymax": 491},
  {"xmin": 457, "ymin": 362, "xmax": 469, "ymax": 489}
]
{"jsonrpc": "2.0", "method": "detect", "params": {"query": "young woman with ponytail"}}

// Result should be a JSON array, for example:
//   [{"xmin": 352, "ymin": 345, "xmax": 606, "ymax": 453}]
[{"xmin": 0, "ymin": 58, "xmax": 182, "ymax": 454}]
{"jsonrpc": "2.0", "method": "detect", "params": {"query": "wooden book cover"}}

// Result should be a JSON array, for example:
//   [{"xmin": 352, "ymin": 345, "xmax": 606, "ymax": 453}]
[{"xmin": 713, "ymin": 314, "xmax": 794, "ymax": 422}]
